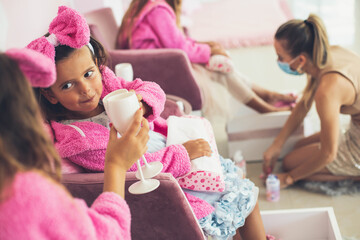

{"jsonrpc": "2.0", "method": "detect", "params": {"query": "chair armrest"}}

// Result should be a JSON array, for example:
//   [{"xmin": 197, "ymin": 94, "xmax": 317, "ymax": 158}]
[
  {"xmin": 107, "ymin": 48, "xmax": 203, "ymax": 110},
  {"xmin": 161, "ymin": 95, "xmax": 192, "ymax": 119},
  {"xmin": 62, "ymin": 172, "xmax": 205, "ymax": 240}
]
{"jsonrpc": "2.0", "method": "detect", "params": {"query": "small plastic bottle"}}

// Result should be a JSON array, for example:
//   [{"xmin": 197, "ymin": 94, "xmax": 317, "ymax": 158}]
[
  {"xmin": 233, "ymin": 150, "xmax": 246, "ymax": 178},
  {"xmin": 266, "ymin": 174, "xmax": 280, "ymax": 202}
]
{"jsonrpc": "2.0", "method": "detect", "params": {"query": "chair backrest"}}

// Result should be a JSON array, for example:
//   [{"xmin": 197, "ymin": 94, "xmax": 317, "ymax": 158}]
[
  {"xmin": 62, "ymin": 172, "xmax": 206, "ymax": 240},
  {"xmin": 84, "ymin": 8, "xmax": 118, "ymax": 50}
]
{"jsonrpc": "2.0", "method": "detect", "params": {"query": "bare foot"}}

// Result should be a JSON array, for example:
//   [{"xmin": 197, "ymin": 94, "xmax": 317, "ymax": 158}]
[{"xmin": 276, "ymin": 173, "xmax": 291, "ymax": 189}]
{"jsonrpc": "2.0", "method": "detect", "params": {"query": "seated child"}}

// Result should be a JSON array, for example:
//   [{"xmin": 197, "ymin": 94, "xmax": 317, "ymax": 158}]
[
  {"xmin": 0, "ymin": 48, "xmax": 149, "ymax": 239},
  {"xmin": 29, "ymin": 6, "xmax": 270, "ymax": 240}
]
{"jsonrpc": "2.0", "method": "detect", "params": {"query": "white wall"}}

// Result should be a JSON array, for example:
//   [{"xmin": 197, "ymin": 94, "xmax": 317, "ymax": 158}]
[
  {"xmin": 1, "ymin": 0, "xmax": 72, "ymax": 49},
  {"xmin": 72, "ymin": 0, "xmax": 126, "ymax": 25},
  {"xmin": 104, "ymin": 0, "xmax": 125, "ymax": 25},
  {"xmin": 72, "ymin": 0, "xmax": 105, "ymax": 14},
  {"xmin": 1, "ymin": 0, "xmax": 129, "ymax": 50},
  {"xmin": 0, "ymin": 1, "xmax": 7, "ymax": 51}
]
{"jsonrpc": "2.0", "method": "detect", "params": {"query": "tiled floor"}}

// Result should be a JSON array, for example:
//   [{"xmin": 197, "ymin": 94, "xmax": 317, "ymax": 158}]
[{"xmin": 211, "ymin": 0, "xmax": 360, "ymax": 238}]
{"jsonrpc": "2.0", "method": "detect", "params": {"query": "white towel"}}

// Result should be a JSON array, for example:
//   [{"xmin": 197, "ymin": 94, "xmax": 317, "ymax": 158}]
[{"xmin": 166, "ymin": 116, "xmax": 223, "ymax": 177}]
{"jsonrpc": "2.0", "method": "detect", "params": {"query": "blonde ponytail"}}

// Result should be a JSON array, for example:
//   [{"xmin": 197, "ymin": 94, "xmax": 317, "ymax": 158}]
[
  {"xmin": 275, "ymin": 13, "xmax": 330, "ymax": 109},
  {"xmin": 306, "ymin": 14, "xmax": 330, "ymax": 68}
]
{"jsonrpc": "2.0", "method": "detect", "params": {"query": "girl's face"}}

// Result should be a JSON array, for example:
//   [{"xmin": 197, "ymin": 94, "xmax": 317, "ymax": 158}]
[{"xmin": 44, "ymin": 46, "xmax": 103, "ymax": 119}]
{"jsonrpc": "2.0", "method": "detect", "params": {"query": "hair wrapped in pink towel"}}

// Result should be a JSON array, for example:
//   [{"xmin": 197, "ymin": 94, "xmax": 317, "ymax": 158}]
[
  {"xmin": 27, "ymin": 5, "xmax": 90, "ymax": 63},
  {"xmin": 6, "ymin": 48, "xmax": 56, "ymax": 88}
]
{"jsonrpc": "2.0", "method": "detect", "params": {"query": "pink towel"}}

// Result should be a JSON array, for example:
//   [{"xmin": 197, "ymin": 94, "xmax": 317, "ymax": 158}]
[
  {"xmin": 6, "ymin": 48, "xmax": 56, "ymax": 88},
  {"xmin": 27, "ymin": 6, "xmax": 90, "ymax": 63}
]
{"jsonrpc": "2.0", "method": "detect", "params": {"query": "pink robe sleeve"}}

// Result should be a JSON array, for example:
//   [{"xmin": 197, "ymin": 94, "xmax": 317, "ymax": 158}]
[
  {"xmin": 52, "ymin": 120, "xmax": 190, "ymax": 177},
  {"xmin": 101, "ymin": 66, "xmax": 166, "ymax": 122},
  {"xmin": 129, "ymin": 144, "xmax": 191, "ymax": 178},
  {"xmin": 141, "ymin": 7, "xmax": 211, "ymax": 64},
  {"xmin": 0, "ymin": 172, "xmax": 131, "ymax": 240},
  {"xmin": 86, "ymin": 192, "xmax": 131, "ymax": 239}
]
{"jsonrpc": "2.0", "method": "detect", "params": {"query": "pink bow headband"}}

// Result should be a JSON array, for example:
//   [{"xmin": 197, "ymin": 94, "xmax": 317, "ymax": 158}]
[
  {"xmin": 5, "ymin": 48, "xmax": 56, "ymax": 88},
  {"xmin": 27, "ymin": 6, "xmax": 91, "ymax": 63}
]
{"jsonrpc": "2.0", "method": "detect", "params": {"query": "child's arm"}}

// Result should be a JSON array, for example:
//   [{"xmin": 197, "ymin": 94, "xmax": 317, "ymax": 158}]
[
  {"xmin": 128, "ymin": 139, "xmax": 211, "ymax": 178},
  {"xmin": 144, "ymin": 6, "xmax": 211, "ymax": 64},
  {"xmin": 101, "ymin": 66, "xmax": 166, "ymax": 122},
  {"xmin": 133, "ymin": 91, "xmax": 152, "ymax": 118},
  {"xmin": 123, "ymin": 78, "xmax": 166, "ymax": 122},
  {"xmin": 129, "ymin": 144, "xmax": 192, "ymax": 178}
]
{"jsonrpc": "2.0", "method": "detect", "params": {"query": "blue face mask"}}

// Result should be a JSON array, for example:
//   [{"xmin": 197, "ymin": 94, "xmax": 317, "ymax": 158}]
[{"xmin": 277, "ymin": 57, "xmax": 304, "ymax": 75}]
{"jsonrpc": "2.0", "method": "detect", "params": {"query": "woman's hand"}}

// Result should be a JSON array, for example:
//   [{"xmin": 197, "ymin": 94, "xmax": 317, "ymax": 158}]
[
  {"xmin": 182, "ymin": 139, "xmax": 212, "ymax": 160},
  {"xmin": 263, "ymin": 144, "xmax": 281, "ymax": 176},
  {"xmin": 267, "ymin": 92, "xmax": 297, "ymax": 104},
  {"xmin": 105, "ymin": 109, "xmax": 149, "ymax": 170}
]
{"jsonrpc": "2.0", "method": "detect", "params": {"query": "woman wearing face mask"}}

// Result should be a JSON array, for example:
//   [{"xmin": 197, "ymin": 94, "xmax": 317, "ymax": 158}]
[{"xmin": 263, "ymin": 14, "xmax": 360, "ymax": 188}]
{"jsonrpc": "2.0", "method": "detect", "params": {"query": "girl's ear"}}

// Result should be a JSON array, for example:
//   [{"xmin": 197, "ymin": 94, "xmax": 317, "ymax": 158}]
[{"xmin": 40, "ymin": 89, "xmax": 58, "ymax": 104}]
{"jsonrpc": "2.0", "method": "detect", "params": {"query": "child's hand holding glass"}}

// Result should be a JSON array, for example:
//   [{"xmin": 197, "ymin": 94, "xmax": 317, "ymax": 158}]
[
  {"xmin": 103, "ymin": 109, "xmax": 150, "ymax": 197},
  {"xmin": 105, "ymin": 109, "xmax": 149, "ymax": 170}
]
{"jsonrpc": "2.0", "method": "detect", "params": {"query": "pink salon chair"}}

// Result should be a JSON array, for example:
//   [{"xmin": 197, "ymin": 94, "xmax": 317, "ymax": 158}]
[{"xmin": 62, "ymin": 172, "xmax": 206, "ymax": 240}]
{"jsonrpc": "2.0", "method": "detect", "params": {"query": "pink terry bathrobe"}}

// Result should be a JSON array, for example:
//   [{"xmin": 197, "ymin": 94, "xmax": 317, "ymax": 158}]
[
  {"xmin": 117, "ymin": 1, "xmax": 211, "ymax": 63},
  {"xmin": 50, "ymin": 66, "xmax": 215, "ymax": 219},
  {"xmin": 0, "ymin": 171, "xmax": 131, "ymax": 240}
]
